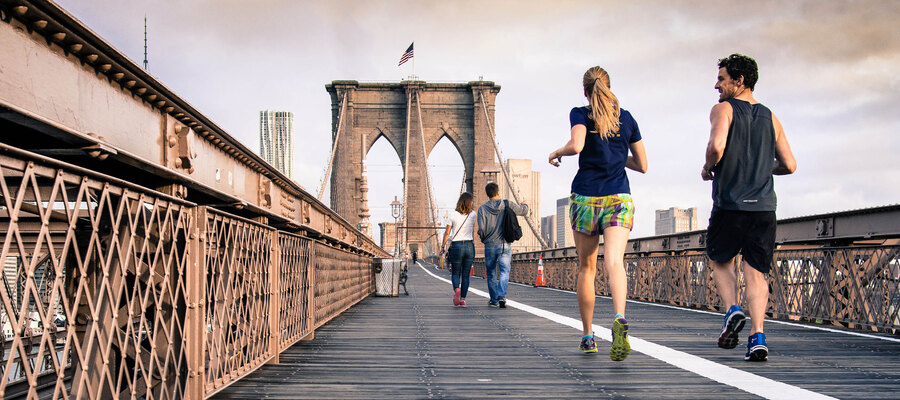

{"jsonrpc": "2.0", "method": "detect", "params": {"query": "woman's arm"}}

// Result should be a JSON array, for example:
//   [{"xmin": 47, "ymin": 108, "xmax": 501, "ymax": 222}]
[
  {"xmin": 440, "ymin": 225, "xmax": 451, "ymax": 253},
  {"xmin": 625, "ymin": 140, "xmax": 648, "ymax": 173},
  {"xmin": 548, "ymin": 124, "xmax": 587, "ymax": 167}
]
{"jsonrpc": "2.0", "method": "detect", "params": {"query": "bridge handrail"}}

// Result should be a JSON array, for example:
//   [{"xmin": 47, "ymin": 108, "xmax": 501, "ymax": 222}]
[
  {"xmin": 474, "ymin": 244, "xmax": 900, "ymax": 333},
  {"xmin": 0, "ymin": 146, "xmax": 378, "ymax": 398}
]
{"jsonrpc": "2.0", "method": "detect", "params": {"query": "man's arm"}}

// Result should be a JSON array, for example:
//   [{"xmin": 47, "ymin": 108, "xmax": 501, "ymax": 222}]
[
  {"xmin": 701, "ymin": 102, "xmax": 733, "ymax": 181},
  {"xmin": 476, "ymin": 207, "xmax": 485, "ymax": 242},
  {"xmin": 771, "ymin": 113, "xmax": 797, "ymax": 175},
  {"xmin": 510, "ymin": 201, "xmax": 529, "ymax": 216}
]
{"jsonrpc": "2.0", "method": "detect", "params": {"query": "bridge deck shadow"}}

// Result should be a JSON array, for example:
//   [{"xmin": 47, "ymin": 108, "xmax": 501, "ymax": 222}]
[{"xmin": 213, "ymin": 264, "xmax": 900, "ymax": 399}]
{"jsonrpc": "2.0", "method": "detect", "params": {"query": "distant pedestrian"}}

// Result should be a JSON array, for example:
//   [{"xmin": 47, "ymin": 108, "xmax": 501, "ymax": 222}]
[
  {"xmin": 701, "ymin": 54, "xmax": 796, "ymax": 362},
  {"xmin": 440, "ymin": 192, "xmax": 477, "ymax": 307},
  {"xmin": 548, "ymin": 66, "xmax": 647, "ymax": 360},
  {"xmin": 411, "ymin": 251, "xmax": 417, "ymax": 267},
  {"xmin": 477, "ymin": 182, "xmax": 528, "ymax": 309}
]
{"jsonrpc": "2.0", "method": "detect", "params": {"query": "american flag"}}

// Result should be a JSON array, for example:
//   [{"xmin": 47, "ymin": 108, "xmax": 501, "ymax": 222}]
[{"xmin": 398, "ymin": 42, "xmax": 414, "ymax": 66}]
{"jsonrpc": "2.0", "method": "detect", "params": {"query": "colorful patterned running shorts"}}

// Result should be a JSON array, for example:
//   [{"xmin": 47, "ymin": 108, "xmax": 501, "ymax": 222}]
[{"xmin": 569, "ymin": 193, "xmax": 634, "ymax": 236}]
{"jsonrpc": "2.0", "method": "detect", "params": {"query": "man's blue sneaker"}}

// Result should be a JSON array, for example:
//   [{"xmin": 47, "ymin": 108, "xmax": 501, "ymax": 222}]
[
  {"xmin": 718, "ymin": 305, "xmax": 746, "ymax": 349},
  {"xmin": 745, "ymin": 332, "xmax": 768, "ymax": 362}
]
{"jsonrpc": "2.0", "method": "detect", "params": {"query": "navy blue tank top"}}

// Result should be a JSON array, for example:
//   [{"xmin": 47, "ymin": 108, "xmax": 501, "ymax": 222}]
[{"xmin": 711, "ymin": 99, "xmax": 777, "ymax": 211}]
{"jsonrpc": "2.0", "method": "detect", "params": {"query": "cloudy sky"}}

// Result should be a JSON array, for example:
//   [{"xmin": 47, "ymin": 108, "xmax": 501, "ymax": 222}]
[{"xmin": 55, "ymin": 0, "xmax": 899, "ymax": 240}]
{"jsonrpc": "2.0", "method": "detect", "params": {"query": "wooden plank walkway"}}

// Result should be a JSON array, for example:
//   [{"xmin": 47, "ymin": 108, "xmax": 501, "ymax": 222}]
[{"xmin": 213, "ymin": 264, "xmax": 900, "ymax": 399}]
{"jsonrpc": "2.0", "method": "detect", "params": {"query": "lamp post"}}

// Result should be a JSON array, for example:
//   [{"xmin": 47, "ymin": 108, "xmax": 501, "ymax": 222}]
[{"xmin": 390, "ymin": 196, "xmax": 403, "ymax": 257}]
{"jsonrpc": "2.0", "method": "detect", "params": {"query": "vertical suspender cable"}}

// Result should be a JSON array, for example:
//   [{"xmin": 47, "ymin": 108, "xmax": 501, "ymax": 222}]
[
  {"xmin": 402, "ymin": 89, "xmax": 412, "ymax": 254},
  {"xmin": 415, "ymin": 92, "xmax": 440, "ymax": 254}
]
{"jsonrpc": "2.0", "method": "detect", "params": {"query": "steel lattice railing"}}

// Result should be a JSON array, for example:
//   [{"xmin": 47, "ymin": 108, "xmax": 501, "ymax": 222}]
[
  {"xmin": 487, "ymin": 246, "xmax": 900, "ymax": 333},
  {"xmin": 0, "ymin": 149, "xmax": 377, "ymax": 399}
]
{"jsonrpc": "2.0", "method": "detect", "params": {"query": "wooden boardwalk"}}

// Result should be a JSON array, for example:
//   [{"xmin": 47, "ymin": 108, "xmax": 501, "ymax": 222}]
[{"xmin": 213, "ymin": 264, "xmax": 900, "ymax": 399}]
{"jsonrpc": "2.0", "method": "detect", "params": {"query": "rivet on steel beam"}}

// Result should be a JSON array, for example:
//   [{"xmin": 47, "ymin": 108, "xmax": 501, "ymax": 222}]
[
  {"xmin": 164, "ymin": 106, "xmax": 174, "ymax": 112},
  {"xmin": 146, "ymin": 94, "xmax": 157, "ymax": 101},
  {"xmin": 84, "ymin": 54, "xmax": 98, "ymax": 63},
  {"xmin": 12, "ymin": 6, "xmax": 27, "ymax": 16},
  {"xmin": 175, "ymin": 112, "xmax": 184, "ymax": 117},
  {"xmin": 68, "ymin": 43, "xmax": 82, "ymax": 52},
  {"xmin": 52, "ymin": 32, "xmax": 66, "ymax": 41},
  {"xmin": 156, "ymin": 100, "xmax": 166, "ymax": 107},
  {"xmin": 99, "ymin": 64, "xmax": 111, "ymax": 72},
  {"xmin": 124, "ymin": 80, "xmax": 136, "ymax": 87},
  {"xmin": 111, "ymin": 72, "xmax": 124, "ymax": 80},
  {"xmin": 135, "ymin": 88, "xmax": 147, "ymax": 94},
  {"xmin": 32, "ymin": 20, "xmax": 47, "ymax": 29}
]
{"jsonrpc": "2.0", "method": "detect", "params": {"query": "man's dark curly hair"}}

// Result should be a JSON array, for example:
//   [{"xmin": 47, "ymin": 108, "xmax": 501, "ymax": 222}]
[{"xmin": 718, "ymin": 54, "xmax": 758, "ymax": 91}]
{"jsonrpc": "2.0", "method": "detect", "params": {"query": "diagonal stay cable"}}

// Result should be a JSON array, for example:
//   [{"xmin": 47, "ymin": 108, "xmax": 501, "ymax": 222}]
[{"xmin": 478, "ymin": 91, "xmax": 547, "ymax": 249}]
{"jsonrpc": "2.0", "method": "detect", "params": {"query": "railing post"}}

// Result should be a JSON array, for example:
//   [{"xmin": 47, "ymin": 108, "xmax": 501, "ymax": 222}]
[
  {"xmin": 186, "ymin": 206, "xmax": 208, "ymax": 399},
  {"xmin": 304, "ymin": 240, "xmax": 317, "ymax": 340},
  {"xmin": 268, "ymin": 231, "xmax": 282, "ymax": 363}
]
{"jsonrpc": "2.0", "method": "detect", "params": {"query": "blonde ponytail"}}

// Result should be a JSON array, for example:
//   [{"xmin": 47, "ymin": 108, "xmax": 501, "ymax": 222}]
[{"xmin": 582, "ymin": 66, "xmax": 621, "ymax": 140}]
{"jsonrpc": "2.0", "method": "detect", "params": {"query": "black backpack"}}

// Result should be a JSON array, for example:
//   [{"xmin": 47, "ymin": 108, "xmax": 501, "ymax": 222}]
[{"xmin": 500, "ymin": 200, "xmax": 523, "ymax": 243}]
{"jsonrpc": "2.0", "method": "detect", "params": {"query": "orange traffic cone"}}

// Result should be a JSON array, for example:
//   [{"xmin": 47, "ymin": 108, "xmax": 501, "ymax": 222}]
[
  {"xmin": 534, "ymin": 255, "xmax": 546, "ymax": 287},
  {"xmin": 470, "ymin": 266, "xmax": 475, "ymax": 276}
]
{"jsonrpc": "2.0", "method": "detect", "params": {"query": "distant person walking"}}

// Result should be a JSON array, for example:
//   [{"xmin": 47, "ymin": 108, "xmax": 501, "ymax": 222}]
[
  {"xmin": 548, "ymin": 66, "xmax": 647, "ymax": 359},
  {"xmin": 440, "ymin": 192, "xmax": 477, "ymax": 307},
  {"xmin": 701, "ymin": 54, "xmax": 796, "ymax": 362},
  {"xmin": 477, "ymin": 182, "xmax": 528, "ymax": 308}
]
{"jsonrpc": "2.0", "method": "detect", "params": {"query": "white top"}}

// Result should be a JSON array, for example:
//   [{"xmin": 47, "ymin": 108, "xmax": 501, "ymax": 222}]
[{"xmin": 447, "ymin": 211, "xmax": 476, "ymax": 242}]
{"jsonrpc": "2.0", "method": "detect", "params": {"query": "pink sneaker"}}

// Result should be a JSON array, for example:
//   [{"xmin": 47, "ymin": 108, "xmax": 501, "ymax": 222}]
[
  {"xmin": 453, "ymin": 288, "xmax": 461, "ymax": 306},
  {"xmin": 459, "ymin": 299, "xmax": 467, "ymax": 307}
]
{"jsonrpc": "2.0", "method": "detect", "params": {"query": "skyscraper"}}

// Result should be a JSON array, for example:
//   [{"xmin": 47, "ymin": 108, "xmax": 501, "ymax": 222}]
[
  {"xmin": 541, "ymin": 215, "xmax": 557, "ymax": 248},
  {"xmin": 499, "ymin": 159, "xmax": 542, "ymax": 252},
  {"xmin": 259, "ymin": 111, "xmax": 294, "ymax": 179},
  {"xmin": 556, "ymin": 197, "xmax": 575, "ymax": 248},
  {"xmin": 655, "ymin": 207, "xmax": 698, "ymax": 235}
]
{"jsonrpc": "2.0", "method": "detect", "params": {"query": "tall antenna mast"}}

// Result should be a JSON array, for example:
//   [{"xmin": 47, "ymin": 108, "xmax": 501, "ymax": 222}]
[{"xmin": 143, "ymin": 15, "xmax": 148, "ymax": 70}]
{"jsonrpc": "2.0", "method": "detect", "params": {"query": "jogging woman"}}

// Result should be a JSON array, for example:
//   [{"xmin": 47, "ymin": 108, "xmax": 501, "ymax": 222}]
[{"xmin": 548, "ymin": 66, "xmax": 648, "ymax": 360}]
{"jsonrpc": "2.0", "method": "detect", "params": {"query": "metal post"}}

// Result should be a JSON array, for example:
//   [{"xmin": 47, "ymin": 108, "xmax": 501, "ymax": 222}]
[
  {"xmin": 186, "ymin": 206, "xmax": 207, "ymax": 399},
  {"xmin": 303, "ymin": 240, "xmax": 317, "ymax": 340},
  {"xmin": 268, "ymin": 231, "xmax": 282, "ymax": 363}
]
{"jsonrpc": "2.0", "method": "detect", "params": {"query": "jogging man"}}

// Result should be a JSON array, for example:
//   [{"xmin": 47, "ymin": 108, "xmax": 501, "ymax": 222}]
[
  {"xmin": 702, "ymin": 54, "xmax": 796, "ymax": 361},
  {"xmin": 477, "ymin": 182, "xmax": 528, "ymax": 308}
]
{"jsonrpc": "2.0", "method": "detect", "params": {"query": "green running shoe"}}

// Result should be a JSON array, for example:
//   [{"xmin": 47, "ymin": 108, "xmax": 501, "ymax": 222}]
[{"xmin": 610, "ymin": 317, "xmax": 630, "ymax": 361}]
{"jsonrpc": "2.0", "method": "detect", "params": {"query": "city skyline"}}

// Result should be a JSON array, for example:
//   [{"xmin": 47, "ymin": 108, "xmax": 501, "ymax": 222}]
[{"xmin": 53, "ymin": 0, "xmax": 900, "ymax": 240}]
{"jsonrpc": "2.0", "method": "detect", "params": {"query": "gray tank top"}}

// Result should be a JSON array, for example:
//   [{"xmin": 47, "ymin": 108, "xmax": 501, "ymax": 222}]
[{"xmin": 711, "ymin": 99, "xmax": 777, "ymax": 211}]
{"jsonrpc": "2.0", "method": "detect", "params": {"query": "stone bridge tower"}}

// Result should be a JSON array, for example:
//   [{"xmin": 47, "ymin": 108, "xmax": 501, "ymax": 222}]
[{"xmin": 326, "ymin": 80, "xmax": 501, "ymax": 256}]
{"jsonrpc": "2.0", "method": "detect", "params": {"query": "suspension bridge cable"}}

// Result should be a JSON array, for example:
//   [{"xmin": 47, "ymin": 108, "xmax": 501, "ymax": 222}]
[
  {"xmin": 478, "ymin": 91, "xmax": 548, "ymax": 249},
  {"xmin": 317, "ymin": 93, "xmax": 348, "ymax": 200}
]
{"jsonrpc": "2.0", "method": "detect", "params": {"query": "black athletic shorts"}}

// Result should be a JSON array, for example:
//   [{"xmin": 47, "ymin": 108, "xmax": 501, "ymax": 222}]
[{"xmin": 705, "ymin": 207, "xmax": 776, "ymax": 274}]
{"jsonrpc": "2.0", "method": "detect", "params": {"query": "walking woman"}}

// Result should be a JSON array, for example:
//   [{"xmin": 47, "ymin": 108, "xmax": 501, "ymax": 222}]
[
  {"xmin": 440, "ymin": 192, "xmax": 477, "ymax": 307},
  {"xmin": 548, "ymin": 66, "xmax": 648, "ymax": 360}
]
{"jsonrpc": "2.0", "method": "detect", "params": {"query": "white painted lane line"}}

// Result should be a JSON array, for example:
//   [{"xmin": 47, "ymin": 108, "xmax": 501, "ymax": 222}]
[
  {"xmin": 531, "ymin": 280, "xmax": 900, "ymax": 343},
  {"xmin": 420, "ymin": 265, "xmax": 837, "ymax": 400}
]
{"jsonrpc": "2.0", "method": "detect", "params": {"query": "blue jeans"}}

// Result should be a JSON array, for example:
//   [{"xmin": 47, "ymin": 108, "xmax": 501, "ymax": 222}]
[
  {"xmin": 484, "ymin": 243, "xmax": 511, "ymax": 303},
  {"xmin": 448, "ymin": 241, "xmax": 475, "ymax": 298}
]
